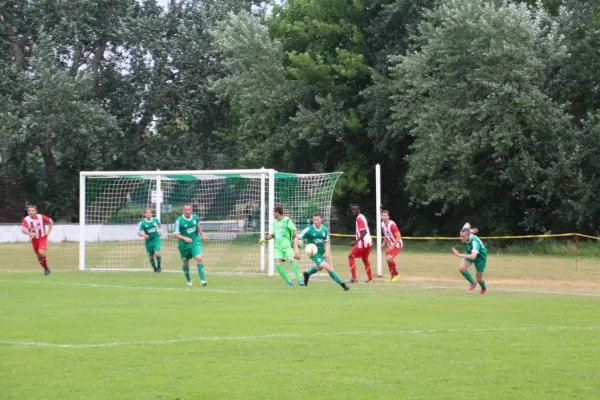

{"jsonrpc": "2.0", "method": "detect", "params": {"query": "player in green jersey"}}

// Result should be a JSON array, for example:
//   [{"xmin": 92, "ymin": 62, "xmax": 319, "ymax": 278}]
[
  {"xmin": 452, "ymin": 223, "xmax": 488, "ymax": 294},
  {"xmin": 297, "ymin": 213, "xmax": 349, "ymax": 291},
  {"xmin": 259, "ymin": 206, "xmax": 304, "ymax": 286},
  {"xmin": 173, "ymin": 204, "xmax": 209, "ymax": 286},
  {"xmin": 137, "ymin": 208, "xmax": 163, "ymax": 272}
]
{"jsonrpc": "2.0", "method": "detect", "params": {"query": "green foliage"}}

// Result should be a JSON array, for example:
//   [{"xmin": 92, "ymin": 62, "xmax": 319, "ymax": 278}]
[
  {"xmin": 388, "ymin": 0, "xmax": 575, "ymax": 233},
  {"xmin": 2, "ymin": 0, "xmax": 600, "ymax": 236}
]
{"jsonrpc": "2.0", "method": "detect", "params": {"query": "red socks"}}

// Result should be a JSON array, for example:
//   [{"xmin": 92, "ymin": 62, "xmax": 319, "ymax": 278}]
[
  {"xmin": 363, "ymin": 258, "xmax": 373, "ymax": 280},
  {"xmin": 348, "ymin": 258, "xmax": 357, "ymax": 280},
  {"xmin": 388, "ymin": 260, "xmax": 398, "ymax": 276}
]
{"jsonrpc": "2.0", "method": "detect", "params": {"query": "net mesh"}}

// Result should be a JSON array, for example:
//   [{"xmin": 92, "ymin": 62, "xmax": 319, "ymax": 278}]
[
  {"xmin": 274, "ymin": 173, "xmax": 341, "ymax": 272},
  {"xmin": 83, "ymin": 171, "xmax": 341, "ymax": 274}
]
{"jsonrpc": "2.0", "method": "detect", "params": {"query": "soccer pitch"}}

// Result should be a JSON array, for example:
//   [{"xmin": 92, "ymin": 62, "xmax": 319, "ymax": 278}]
[{"xmin": 1, "ymin": 244, "xmax": 599, "ymax": 399}]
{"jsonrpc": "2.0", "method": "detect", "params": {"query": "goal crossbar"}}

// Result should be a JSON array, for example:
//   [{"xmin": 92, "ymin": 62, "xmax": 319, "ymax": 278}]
[{"xmin": 80, "ymin": 169, "xmax": 276, "ymax": 177}]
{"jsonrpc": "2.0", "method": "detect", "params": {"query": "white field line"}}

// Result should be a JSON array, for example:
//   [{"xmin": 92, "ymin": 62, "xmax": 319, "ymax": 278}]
[
  {"xmin": 1, "ymin": 278, "xmax": 599, "ymax": 297},
  {"xmin": 372, "ymin": 282, "xmax": 600, "ymax": 297},
  {"xmin": 1, "ymin": 326, "xmax": 598, "ymax": 349},
  {"xmin": 0, "ymin": 279, "xmax": 238, "ymax": 294}
]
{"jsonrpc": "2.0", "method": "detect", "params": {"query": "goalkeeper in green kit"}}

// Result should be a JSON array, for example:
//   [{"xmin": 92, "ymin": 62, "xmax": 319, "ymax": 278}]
[
  {"xmin": 137, "ymin": 208, "xmax": 162, "ymax": 272},
  {"xmin": 259, "ymin": 206, "xmax": 304, "ymax": 286},
  {"xmin": 174, "ymin": 204, "xmax": 210, "ymax": 286},
  {"xmin": 297, "ymin": 213, "xmax": 349, "ymax": 291}
]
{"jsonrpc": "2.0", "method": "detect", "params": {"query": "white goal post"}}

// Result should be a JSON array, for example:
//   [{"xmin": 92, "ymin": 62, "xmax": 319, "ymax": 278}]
[
  {"xmin": 376, "ymin": 163, "xmax": 383, "ymax": 278},
  {"xmin": 79, "ymin": 169, "xmax": 342, "ymax": 276}
]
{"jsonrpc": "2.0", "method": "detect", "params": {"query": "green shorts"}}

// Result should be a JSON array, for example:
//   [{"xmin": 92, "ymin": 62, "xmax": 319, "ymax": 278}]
[
  {"xmin": 311, "ymin": 253, "xmax": 326, "ymax": 267},
  {"xmin": 274, "ymin": 246, "xmax": 295, "ymax": 262},
  {"xmin": 145, "ymin": 240, "xmax": 161, "ymax": 256},
  {"xmin": 465, "ymin": 257, "xmax": 487, "ymax": 273},
  {"xmin": 179, "ymin": 242, "xmax": 202, "ymax": 261}
]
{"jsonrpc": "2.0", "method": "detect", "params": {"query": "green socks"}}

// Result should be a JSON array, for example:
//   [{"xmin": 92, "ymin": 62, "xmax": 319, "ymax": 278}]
[
  {"xmin": 150, "ymin": 258, "xmax": 157, "ymax": 271},
  {"xmin": 156, "ymin": 256, "xmax": 161, "ymax": 269},
  {"xmin": 290, "ymin": 261, "xmax": 302, "ymax": 283},
  {"xmin": 461, "ymin": 270, "xmax": 476, "ymax": 285},
  {"xmin": 183, "ymin": 264, "xmax": 205, "ymax": 282},
  {"xmin": 275, "ymin": 263, "xmax": 292, "ymax": 283},
  {"xmin": 478, "ymin": 279, "xmax": 487, "ymax": 290},
  {"xmin": 307, "ymin": 266, "xmax": 344, "ymax": 286},
  {"xmin": 328, "ymin": 270, "xmax": 344, "ymax": 285}
]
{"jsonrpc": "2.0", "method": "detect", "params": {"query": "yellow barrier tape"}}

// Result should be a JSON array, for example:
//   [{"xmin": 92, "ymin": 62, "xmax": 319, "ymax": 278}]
[
  {"xmin": 1, "ymin": 230, "xmax": 599, "ymax": 240},
  {"xmin": 329, "ymin": 233, "xmax": 600, "ymax": 240},
  {"xmin": 574, "ymin": 233, "xmax": 600, "ymax": 240}
]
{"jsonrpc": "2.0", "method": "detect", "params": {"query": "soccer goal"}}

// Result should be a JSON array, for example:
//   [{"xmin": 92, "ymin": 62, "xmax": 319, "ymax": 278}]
[{"xmin": 79, "ymin": 169, "xmax": 342, "ymax": 275}]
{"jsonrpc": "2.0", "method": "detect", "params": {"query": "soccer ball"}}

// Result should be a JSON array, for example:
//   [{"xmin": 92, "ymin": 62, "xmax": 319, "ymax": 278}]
[{"xmin": 304, "ymin": 243, "xmax": 318, "ymax": 257}]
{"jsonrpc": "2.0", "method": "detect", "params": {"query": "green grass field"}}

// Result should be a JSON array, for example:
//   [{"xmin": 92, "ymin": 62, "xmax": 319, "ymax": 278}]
[{"xmin": 1, "ymin": 242, "xmax": 600, "ymax": 399}]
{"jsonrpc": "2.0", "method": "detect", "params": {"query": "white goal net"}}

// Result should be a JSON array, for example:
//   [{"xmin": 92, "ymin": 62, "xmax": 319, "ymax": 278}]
[{"xmin": 79, "ymin": 169, "xmax": 342, "ymax": 275}]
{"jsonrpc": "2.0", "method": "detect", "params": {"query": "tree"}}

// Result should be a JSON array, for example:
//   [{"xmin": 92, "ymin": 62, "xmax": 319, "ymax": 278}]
[
  {"xmin": 546, "ymin": 1, "xmax": 600, "ymax": 122},
  {"xmin": 212, "ymin": 3, "xmax": 377, "ymax": 227},
  {"xmin": 388, "ymin": 0, "xmax": 574, "ymax": 233},
  {"xmin": 0, "ymin": 0, "xmax": 255, "ymax": 219},
  {"xmin": 0, "ymin": 39, "xmax": 121, "ymax": 217}
]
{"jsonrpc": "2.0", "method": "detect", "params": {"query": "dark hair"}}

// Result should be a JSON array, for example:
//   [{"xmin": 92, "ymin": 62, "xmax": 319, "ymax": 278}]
[
  {"xmin": 274, "ymin": 206, "xmax": 284, "ymax": 215},
  {"xmin": 312, "ymin": 212, "xmax": 322, "ymax": 218},
  {"xmin": 351, "ymin": 204, "xmax": 360, "ymax": 210}
]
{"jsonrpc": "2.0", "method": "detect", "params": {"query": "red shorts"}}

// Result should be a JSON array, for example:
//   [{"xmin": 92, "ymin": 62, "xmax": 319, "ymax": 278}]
[
  {"xmin": 31, "ymin": 237, "xmax": 48, "ymax": 253},
  {"xmin": 350, "ymin": 246, "xmax": 372, "ymax": 259},
  {"xmin": 386, "ymin": 246, "xmax": 402, "ymax": 259}
]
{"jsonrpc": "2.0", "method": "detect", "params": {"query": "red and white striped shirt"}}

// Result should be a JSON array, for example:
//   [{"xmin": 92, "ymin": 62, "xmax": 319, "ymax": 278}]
[
  {"xmin": 22, "ymin": 214, "xmax": 52, "ymax": 239},
  {"xmin": 355, "ymin": 214, "xmax": 372, "ymax": 248},
  {"xmin": 382, "ymin": 220, "xmax": 403, "ymax": 249}
]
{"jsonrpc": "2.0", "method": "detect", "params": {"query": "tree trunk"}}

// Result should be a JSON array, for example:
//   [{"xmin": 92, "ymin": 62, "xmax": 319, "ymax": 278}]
[
  {"xmin": 88, "ymin": 1, "xmax": 115, "ymax": 88},
  {"xmin": 40, "ymin": 145, "xmax": 60, "ymax": 184},
  {"xmin": 89, "ymin": 40, "xmax": 107, "ymax": 88},
  {"xmin": 12, "ymin": 25, "xmax": 27, "ymax": 70},
  {"xmin": 71, "ymin": 45, "xmax": 83, "ymax": 76}
]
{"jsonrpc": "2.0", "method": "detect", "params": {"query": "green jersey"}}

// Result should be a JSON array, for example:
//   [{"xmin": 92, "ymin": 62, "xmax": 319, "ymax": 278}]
[
  {"xmin": 138, "ymin": 217, "xmax": 161, "ymax": 242},
  {"xmin": 174, "ymin": 214, "xmax": 201, "ymax": 245},
  {"xmin": 271, "ymin": 216, "xmax": 297, "ymax": 249},
  {"xmin": 298, "ymin": 224, "xmax": 329, "ymax": 256},
  {"xmin": 463, "ymin": 234, "xmax": 487, "ymax": 260}
]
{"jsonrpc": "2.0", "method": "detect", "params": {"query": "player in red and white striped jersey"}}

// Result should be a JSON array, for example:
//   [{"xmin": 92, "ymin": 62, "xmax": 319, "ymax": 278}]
[
  {"xmin": 381, "ymin": 210, "xmax": 403, "ymax": 282},
  {"xmin": 21, "ymin": 205, "xmax": 53, "ymax": 275},
  {"xmin": 347, "ymin": 204, "xmax": 373, "ymax": 283}
]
